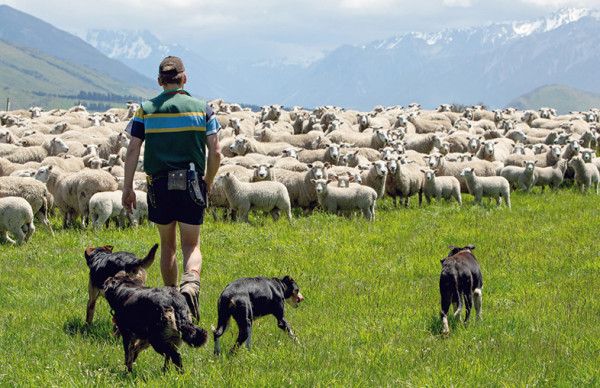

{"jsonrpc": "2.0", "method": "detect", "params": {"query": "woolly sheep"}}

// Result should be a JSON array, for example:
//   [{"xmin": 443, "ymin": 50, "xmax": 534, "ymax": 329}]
[
  {"xmin": 460, "ymin": 168, "xmax": 511, "ymax": 208},
  {"xmin": 214, "ymin": 171, "xmax": 292, "ymax": 223},
  {"xmin": 311, "ymin": 178, "xmax": 377, "ymax": 221},
  {"xmin": 296, "ymin": 144, "xmax": 341, "ymax": 165},
  {"xmin": 266, "ymin": 161, "xmax": 329, "ymax": 214},
  {"xmin": 385, "ymin": 157, "xmax": 423, "ymax": 207},
  {"xmin": 0, "ymin": 176, "xmax": 54, "ymax": 235},
  {"xmin": 0, "ymin": 196, "xmax": 35, "ymax": 244},
  {"xmin": 229, "ymin": 135, "xmax": 293, "ymax": 157},
  {"xmin": 420, "ymin": 168, "xmax": 462, "ymax": 205},
  {"xmin": 358, "ymin": 160, "xmax": 388, "ymax": 199},
  {"xmin": 424, "ymin": 153, "xmax": 500, "ymax": 193},
  {"xmin": 500, "ymin": 160, "xmax": 537, "ymax": 193},
  {"xmin": 326, "ymin": 129, "xmax": 389, "ymax": 150},
  {"xmin": 403, "ymin": 133, "xmax": 443, "ymax": 154},
  {"xmin": 208, "ymin": 164, "xmax": 254, "ymax": 220},
  {"xmin": 504, "ymin": 145, "xmax": 562, "ymax": 167},
  {"xmin": 88, "ymin": 190, "xmax": 127, "ymax": 229},
  {"xmin": 47, "ymin": 168, "xmax": 118, "ymax": 228},
  {"xmin": 4, "ymin": 137, "xmax": 69, "ymax": 164},
  {"xmin": 568, "ymin": 156, "xmax": 599, "ymax": 194},
  {"xmin": 98, "ymin": 132, "xmax": 129, "ymax": 159},
  {"xmin": 533, "ymin": 160, "xmax": 568, "ymax": 193},
  {"xmin": 256, "ymin": 127, "xmax": 321, "ymax": 149}
]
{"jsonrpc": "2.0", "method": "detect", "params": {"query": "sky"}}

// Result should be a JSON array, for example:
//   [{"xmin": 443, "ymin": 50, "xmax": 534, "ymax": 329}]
[{"xmin": 3, "ymin": 0, "xmax": 600, "ymax": 63}]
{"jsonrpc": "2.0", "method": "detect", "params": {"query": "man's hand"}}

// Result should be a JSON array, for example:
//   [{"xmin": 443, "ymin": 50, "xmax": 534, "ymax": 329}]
[{"xmin": 122, "ymin": 187, "xmax": 137, "ymax": 214}]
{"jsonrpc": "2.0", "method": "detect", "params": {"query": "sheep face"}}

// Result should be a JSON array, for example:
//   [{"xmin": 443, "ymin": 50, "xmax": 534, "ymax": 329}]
[
  {"xmin": 459, "ymin": 168, "xmax": 475, "ymax": 179},
  {"xmin": 307, "ymin": 162, "xmax": 328, "ymax": 180},
  {"xmin": 373, "ymin": 161, "xmax": 388, "ymax": 177},
  {"xmin": 581, "ymin": 150, "xmax": 595, "ymax": 163},
  {"xmin": 252, "ymin": 164, "xmax": 273, "ymax": 181},
  {"xmin": 34, "ymin": 165, "xmax": 53, "ymax": 183},
  {"xmin": 523, "ymin": 160, "xmax": 537, "ymax": 173},
  {"xmin": 311, "ymin": 178, "xmax": 331, "ymax": 194}
]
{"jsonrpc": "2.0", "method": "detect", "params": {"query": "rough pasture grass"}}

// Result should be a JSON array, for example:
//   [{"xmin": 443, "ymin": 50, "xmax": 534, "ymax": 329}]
[{"xmin": 1, "ymin": 189, "xmax": 599, "ymax": 386}]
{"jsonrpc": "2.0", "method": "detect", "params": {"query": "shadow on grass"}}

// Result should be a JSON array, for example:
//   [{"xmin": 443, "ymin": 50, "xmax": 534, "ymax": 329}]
[{"xmin": 63, "ymin": 315, "xmax": 116, "ymax": 343}]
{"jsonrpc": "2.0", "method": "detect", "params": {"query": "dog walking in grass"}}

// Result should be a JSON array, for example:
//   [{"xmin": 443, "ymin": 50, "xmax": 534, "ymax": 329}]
[
  {"xmin": 103, "ymin": 271, "xmax": 208, "ymax": 373},
  {"xmin": 439, "ymin": 245, "xmax": 483, "ymax": 336},
  {"xmin": 212, "ymin": 276, "xmax": 304, "ymax": 355},
  {"xmin": 84, "ymin": 243, "xmax": 158, "ymax": 325}
]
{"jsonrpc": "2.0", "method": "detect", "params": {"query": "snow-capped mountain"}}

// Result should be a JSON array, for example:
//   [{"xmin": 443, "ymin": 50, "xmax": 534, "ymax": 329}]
[{"xmin": 84, "ymin": 8, "xmax": 600, "ymax": 110}]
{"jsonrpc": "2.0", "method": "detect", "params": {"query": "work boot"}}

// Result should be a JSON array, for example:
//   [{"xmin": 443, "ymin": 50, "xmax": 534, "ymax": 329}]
[{"xmin": 179, "ymin": 271, "xmax": 201, "ymax": 323}]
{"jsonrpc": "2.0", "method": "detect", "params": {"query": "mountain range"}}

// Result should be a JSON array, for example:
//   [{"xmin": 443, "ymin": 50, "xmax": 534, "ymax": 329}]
[
  {"xmin": 82, "ymin": 7, "xmax": 600, "ymax": 112},
  {"xmin": 2, "ymin": 4, "xmax": 600, "ymax": 113}
]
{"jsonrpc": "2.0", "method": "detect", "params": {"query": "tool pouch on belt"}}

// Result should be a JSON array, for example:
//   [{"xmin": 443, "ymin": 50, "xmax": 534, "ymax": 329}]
[
  {"xmin": 187, "ymin": 170, "xmax": 206, "ymax": 207},
  {"xmin": 167, "ymin": 170, "xmax": 187, "ymax": 190}
]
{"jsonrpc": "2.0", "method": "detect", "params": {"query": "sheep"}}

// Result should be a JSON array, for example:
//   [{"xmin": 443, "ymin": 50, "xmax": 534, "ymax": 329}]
[
  {"xmin": 3, "ymin": 137, "xmax": 69, "ymax": 163},
  {"xmin": 311, "ymin": 178, "xmax": 377, "ymax": 221},
  {"xmin": 420, "ymin": 169, "xmax": 462, "ymax": 205},
  {"xmin": 0, "ymin": 197, "xmax": 35, "ymax": 244},
  {"xmin": 407, "ymin": 112, "xmax": 452, "ymax": 133},
  {"xmin": 568, "ymin": 156, "xmax": 599, "ymax": 194},
  {"xmin": 500, "ymin": 160, "xmax": 537, "ymax": 193},
  {"xmin": 0, "ymin": 176, "xmax": 54, "ymax": 235},
  {"xmin": 98, "ymin": 132, "xmax": 129, "ymax": 159},
  {"xmin": 40, "ymin": 155, "xmax": 85, "ymax": 172},
  {"xmin": 256, "ymin": 127, "xmax": 321, "ymax": 149},
  {"xmin": 229, "ymin": 135, "xmax": 293, "ymax": 157},
  {"xmin": 460, "ymin": 168, "xmax": 511, "ymax": 209},
  {"xmin": 358, "ymin": 160, "xmax": 388, "ymax": 199},
  {"xmin": 356, "ymin": 113, "xmax": 391, "ymax": 132},
  {"xmin": 46, "ymin": 168, "xmax": 118, "ymax": 228},
  {"xmin": 226, "ymin": 117, "xmax": 255, "ymax": 137},
  {"xmin": 214, "ymin": 171, "xmax": 292, "ymax": 223},
  {"xmin": 208, "ymin": 164, "xmax": 254, "ymax": 220},
  {"xmin": 267, "ymin": 161, "xmax": 329, "ymax": 215},
  {"xmin": 342, "ymin": 150, "xmax": 369, "ymax": 167},
  {"xmin": 475, "ymin": 140, "xmax": 511, "ymax": 164},
  {"xmin": 385, "ymin": 157, "xmax": 424, "ymax": 207},
  {"xmin": 296, "ymin": 144, "xmax": 341, "ymax": 165},
  {"xmin": 326, "ymin": 129, "xmax": 389, "ymax": 150},
  {"xmin": 403, "ymin": 133, "xmax": 443, "ymax": 154},
  {"xmin": 532, "ymin": 159, "xmax": 568, "ymax": 193},
  {"xmin": 504, "ymin": 145, "xmax": 562, "ymax": 167},
  {"xmin": 424, "ymin": 153, "xmax": 500, "ymax": 192},
  {"xmin": 0, "ymin": 129, "xmax": 18, "ymax": 144},
  {"xmin": 88, "ymin": 190, "xmax": 128, "ymax": 229}
]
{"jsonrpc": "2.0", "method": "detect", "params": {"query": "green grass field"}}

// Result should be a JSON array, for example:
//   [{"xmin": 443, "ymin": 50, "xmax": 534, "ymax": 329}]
[{"xmin": 1, "ymin": 188, "xmax": 599, "ymax": 387}]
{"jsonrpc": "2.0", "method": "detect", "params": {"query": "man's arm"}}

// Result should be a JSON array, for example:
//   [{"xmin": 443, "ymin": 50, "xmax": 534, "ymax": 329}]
[
  {"xmin": 122, "ymin": 136, "xmax": 144, "ymax": 213},
  {"xmin": 204, "ymin": 133, "xmax": 222, "ymax": 192}
]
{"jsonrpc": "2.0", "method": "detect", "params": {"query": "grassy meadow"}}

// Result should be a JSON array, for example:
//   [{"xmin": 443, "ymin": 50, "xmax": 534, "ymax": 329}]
[{"xmin": 1, "ymin": 187, "xmax": 599, "ymax": 387}]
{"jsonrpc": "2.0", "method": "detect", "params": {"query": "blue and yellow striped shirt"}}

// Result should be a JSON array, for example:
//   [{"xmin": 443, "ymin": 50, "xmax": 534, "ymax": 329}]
[{"xmin": 127, "ymin": 89, "xmax": 220, "ymax": 176}]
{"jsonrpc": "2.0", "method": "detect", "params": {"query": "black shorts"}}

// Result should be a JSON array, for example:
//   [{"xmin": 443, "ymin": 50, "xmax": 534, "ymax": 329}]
[{"xmin": 147, "ymin": 177, "xmax": 205, "ymax": 225}]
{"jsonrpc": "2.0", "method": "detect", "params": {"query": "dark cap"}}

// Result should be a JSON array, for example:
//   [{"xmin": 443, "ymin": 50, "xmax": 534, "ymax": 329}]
[{"xmin": 159, "ymin": 56, "xmax": 185, "ymax": 75}]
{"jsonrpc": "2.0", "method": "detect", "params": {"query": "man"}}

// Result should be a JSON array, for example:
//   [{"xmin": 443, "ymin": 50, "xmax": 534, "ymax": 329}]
[{"xmin": 122, "ymin": 56, "xmax": 222, "ymax": 321}]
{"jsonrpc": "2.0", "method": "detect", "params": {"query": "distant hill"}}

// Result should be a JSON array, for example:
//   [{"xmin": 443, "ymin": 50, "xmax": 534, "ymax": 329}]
[
  {"xmin": 0, "ymin": 39, "xmax": 157, "ymax": 111},
  {"xmin": 0, "ymin": 5, "xmax": 156, "ymax": 91},
  {"xmin": 508, "ymin": 85, "xmax": 600, "ymax": 114}
]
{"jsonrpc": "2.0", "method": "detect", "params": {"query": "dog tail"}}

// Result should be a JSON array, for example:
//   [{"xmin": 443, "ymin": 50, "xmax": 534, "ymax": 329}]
[
  {"xmin": 180, "ymin": 322, "xmax": 208, "ymax": 347},
  {"xmin": 140, "ymin": 243, "xmax": 159, "ymax": 269}
]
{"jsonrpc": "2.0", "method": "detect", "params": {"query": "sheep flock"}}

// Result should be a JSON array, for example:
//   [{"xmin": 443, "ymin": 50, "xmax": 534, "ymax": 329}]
[{"xmin": 1, "ymin": 100, "xmax": 599, "ymax": 243}]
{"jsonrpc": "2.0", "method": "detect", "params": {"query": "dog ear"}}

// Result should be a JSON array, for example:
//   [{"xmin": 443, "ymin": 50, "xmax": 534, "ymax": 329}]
[
  {"xmin": 84, "ymin": 247, "xmax": 96, "ymax": 257},
  {"xmin": 283, "ymin": 275, "xmax": 292, "ymax": 283},
  {"xmin": 102, "ymin": 245, "xmax": 114, "ymax": 252}
]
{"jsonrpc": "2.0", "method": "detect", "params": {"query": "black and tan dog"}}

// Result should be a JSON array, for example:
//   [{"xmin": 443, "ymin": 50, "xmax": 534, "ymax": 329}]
[
  {"xmin": 84, "ymin": 243, "xmax": 158, "ymax": 325},
  {"xmin": 103, "ymin": 271, "xmax": 208, "ymax": 373},
  {"xmin": 212, "ymin": 275, "xmax": 304, "ymax": 355}
]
